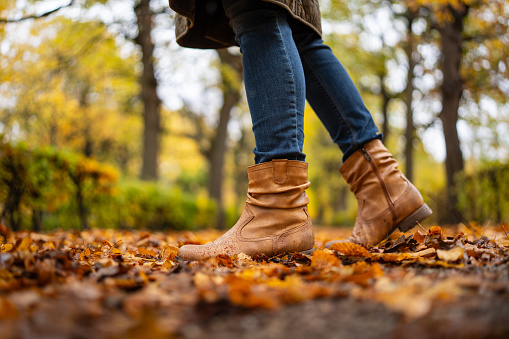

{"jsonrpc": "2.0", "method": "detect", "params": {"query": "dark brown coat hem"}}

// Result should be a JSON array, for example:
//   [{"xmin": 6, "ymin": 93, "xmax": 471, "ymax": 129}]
[{"xmin": 169, "ymin": 0, "xmax": 321, "ymax": 50}]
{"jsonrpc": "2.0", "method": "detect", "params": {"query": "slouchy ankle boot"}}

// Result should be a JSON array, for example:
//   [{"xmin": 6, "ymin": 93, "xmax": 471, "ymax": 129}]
[
  {"xmin": 177, "ymin": 159, "xmax": 314, "ymax": 260},
  {"xmin": 326, "ymin": 139, "xmax": 432, "ymax": 248}
]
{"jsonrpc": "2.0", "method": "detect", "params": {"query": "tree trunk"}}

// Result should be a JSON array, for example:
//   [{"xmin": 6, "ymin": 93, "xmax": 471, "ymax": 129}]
[
  {"xmin": 438, "ymin": 5, "xmax": 468, "ymax": 223},
  {"xmin": 32, "ymin": 209, "xmax": 43, "ymax": 232},
  {"xmin": 136, "ymin": 0, "xmax": 161, "ymax": 180},
  {"xmin": 207, "ymin": 49, "xmax": 243, "ymax": 229},
  {"xmin": 404, "ymin": 12, "xmax": 417, "ymax": 182},
  {"xmin": 380, "ymin": 75, "xmax": 390, "ymax": 144}
]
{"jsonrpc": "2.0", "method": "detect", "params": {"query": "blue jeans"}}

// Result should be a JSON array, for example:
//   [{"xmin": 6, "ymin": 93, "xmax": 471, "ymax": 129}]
[{"xmin": 223, "ymin": 0, "xmax": 381, "ymax": 164}]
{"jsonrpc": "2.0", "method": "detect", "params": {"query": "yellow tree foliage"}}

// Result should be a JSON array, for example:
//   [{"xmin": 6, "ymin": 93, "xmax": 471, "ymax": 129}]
[{"xmin": 1, "ymin": 17, "xmax": 142, "ymax": 174}]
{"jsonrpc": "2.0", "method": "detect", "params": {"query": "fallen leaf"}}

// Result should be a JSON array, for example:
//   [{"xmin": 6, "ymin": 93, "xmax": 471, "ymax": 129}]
[
  {"xmin": 16, "ymin": 236, "xmax": 32, "ymax": 251},
  {"xmin": 111, "ymin": 248, "xmax": 122, "ymax": 255},
  {"xmin": 1, "ymin": 244, "xmax": 13, "ymax": 252},
  {"xmin": 329, "ymin": 242, "xmax": 370, "ymax": 257},
  {"xmin": 413, "ymin": 230, "xmax": 426, "ymax": 244},
  {"xmin": 311, "ymin": 250, "xmax": 341, "ymax": 269},
  {"xmin": 437, "ymin": 247, "xmax": 465, "ymax": 262},
  {"xmin": 138, "ymin": 247, "xmax": 157, "ymax": 258}
]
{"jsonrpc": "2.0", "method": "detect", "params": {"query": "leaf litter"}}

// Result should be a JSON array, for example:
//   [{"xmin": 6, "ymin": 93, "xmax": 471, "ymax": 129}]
[{"xmin": 0, "ymin": 224, "xmax": 508, "ymax": 338}]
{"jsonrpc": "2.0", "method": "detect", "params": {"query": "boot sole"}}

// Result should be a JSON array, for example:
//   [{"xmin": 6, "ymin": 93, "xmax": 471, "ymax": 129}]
[
  {"xmin": 394, "ymin": 203, "xmax": 433, "ymax": 233},
  {"xmin": 299, "ymin": 248, "xmax": 315, "ymax": 255}
]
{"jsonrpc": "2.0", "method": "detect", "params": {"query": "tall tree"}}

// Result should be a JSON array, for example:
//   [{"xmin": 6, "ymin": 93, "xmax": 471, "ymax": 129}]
[
  {"xmin": 437, "ymin": 4, "xmax": 468, "ymax": 221},
  {"xmin": 407, "ymin": 0, "xmax": 509, "ymax": 221},
  {"xmin": 135, "ymin": 0, "xmax": 161, "ymax": 180},
  {"xmin": 403, "ymin": 8, "xmax": 419, "ymax": 182},
  {"xmin": 178, "ymin": 49, "xmax": 244, "ymax": 229},
  {"xmin": 207, "ymin": 49, "xmax": 243, "ymax": 229}
]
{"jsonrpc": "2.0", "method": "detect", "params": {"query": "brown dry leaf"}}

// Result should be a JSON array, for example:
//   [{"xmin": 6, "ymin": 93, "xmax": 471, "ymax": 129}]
[
  {"xmin": 329, "ymin": 242, "xmax": 370, "ymax": 257},
  {"xmin": 424, "ymin": 226, "xmax": 446, "ymax": 249},
  {"xmin": 215, "ymin": 254, "xmax": 235, "ymax": 268},
  {"xmin": 413, "ymin": 230, "xmax": 426, "ymax": 243},
  {"xmin": 0, "ymin": 223, "xmax": 11, "ymax": 238},
  {"xmin": 374, "ymin": 248, "xmax": 436, "ymax": 262},
  {"xmin": 373, "ymin": 252, "xmax": 413, "ymax": 262},
  {"xmin": 311, "ymin": 250, "xmax": 341, "ymax": 269},
  {"xmin": 437, "ymin": 247, "xmax": 465, "ymax": 262}
]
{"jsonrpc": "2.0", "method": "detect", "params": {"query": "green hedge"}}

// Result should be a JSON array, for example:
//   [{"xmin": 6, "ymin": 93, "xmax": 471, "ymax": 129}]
[
  {"xmin": 457, "ymin": 163, "xmax": 509, "ymax": 224},
  {"xmin": 0, "ymin": 140, "xmax": 216, "ymax": 231}
]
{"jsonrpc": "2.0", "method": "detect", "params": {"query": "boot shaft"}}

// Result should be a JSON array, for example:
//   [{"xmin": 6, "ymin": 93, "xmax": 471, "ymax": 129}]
[
  {"xmin": 340, "ymin": 139, "xmax": 409, "ymax": 208},
  {"xmin": 247, "ymin": 159, "xmax": 310, "ymax": 209}
]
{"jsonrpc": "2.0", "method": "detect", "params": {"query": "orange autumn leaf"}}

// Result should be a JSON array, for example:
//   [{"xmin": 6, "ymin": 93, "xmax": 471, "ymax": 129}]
[
  {"xmin": 101, "ymin": 240, "xmax": 113, "ymax": 247},
  {"xmin": 329, "ymin": 242, "xmax": 370, "ymax": 257},
  {"xmin": 138, "ymin": 247, "xmax": 157, "ymax": 257},
  {"xmin": 311, "ymin": 250, "xmax": 341, "ymax": 269},
  {"xmin": 428, "ymin": 226, "xmax": 444, "ymax": 239},
  {"xmin": 163, "ymin": 246, "xmax": 178, "ymax": 261},
  {"xmin": 413, "ymin": 230, "xmax": 427, "ymax": 244}
]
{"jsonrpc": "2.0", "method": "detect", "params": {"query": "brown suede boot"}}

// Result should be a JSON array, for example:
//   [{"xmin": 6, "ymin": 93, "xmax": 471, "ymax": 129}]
[
  {"xmin": 177, "ymin": 159, "xmax": 314, "ymax": 260},
  {"xmin": 326, "ymin": 139, "xmax": 432, "ymax": 248}
]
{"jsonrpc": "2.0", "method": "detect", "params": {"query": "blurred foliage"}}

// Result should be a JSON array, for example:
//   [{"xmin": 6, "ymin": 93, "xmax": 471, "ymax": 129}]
[
  {"xmin": 1, "ymin": 0, "xmax": 509, "ymax": 230},
  {"xmin": 1, "ymin": 17, "xmax": 142, "ymax": 174},
  {"xmin": 0, "ymin": 139, "xmax": 118, "ymax": 231},
  {"xmin": 457, "ymin": 162, "xmax": 509, "ymax": 224},
  {"xmin": 0, "ymin": 140, "xmax": 216, "ymax": 231}
]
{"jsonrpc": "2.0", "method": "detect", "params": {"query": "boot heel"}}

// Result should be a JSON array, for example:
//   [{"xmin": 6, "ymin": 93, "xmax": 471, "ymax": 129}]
[{"xmin": 397, "ymin": 203, "xmax": 433, "ymax": 232}]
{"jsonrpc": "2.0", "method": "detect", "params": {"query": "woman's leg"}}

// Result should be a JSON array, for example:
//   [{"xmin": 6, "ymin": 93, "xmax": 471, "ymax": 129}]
[
  {"xmin": 291, "ymin": 23, "xmax": 381, "ymax": 162},
  {"xmin": 176, "ymin": 1, "xmax": 315, "ymax": 260},
  {"xmin": 223, "ymin": 0, "xmax": 306, "ymax": 164},
  {"xmin": 290, "ymin": 23, "xmax": 432, "ymax": 246}
]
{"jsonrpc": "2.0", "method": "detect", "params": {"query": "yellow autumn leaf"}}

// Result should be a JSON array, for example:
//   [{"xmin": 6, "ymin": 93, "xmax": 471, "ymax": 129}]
[
  {"xmin": 17, "ymin": 236, "xmax": 32, "ymax": 251},
  {"xmin": 0, "ymin": 244, "xmax": 13, "ymax": 252},
  {"xmin": 111, "ymin": 248, "xmax": 122, "ymax": 255}
]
